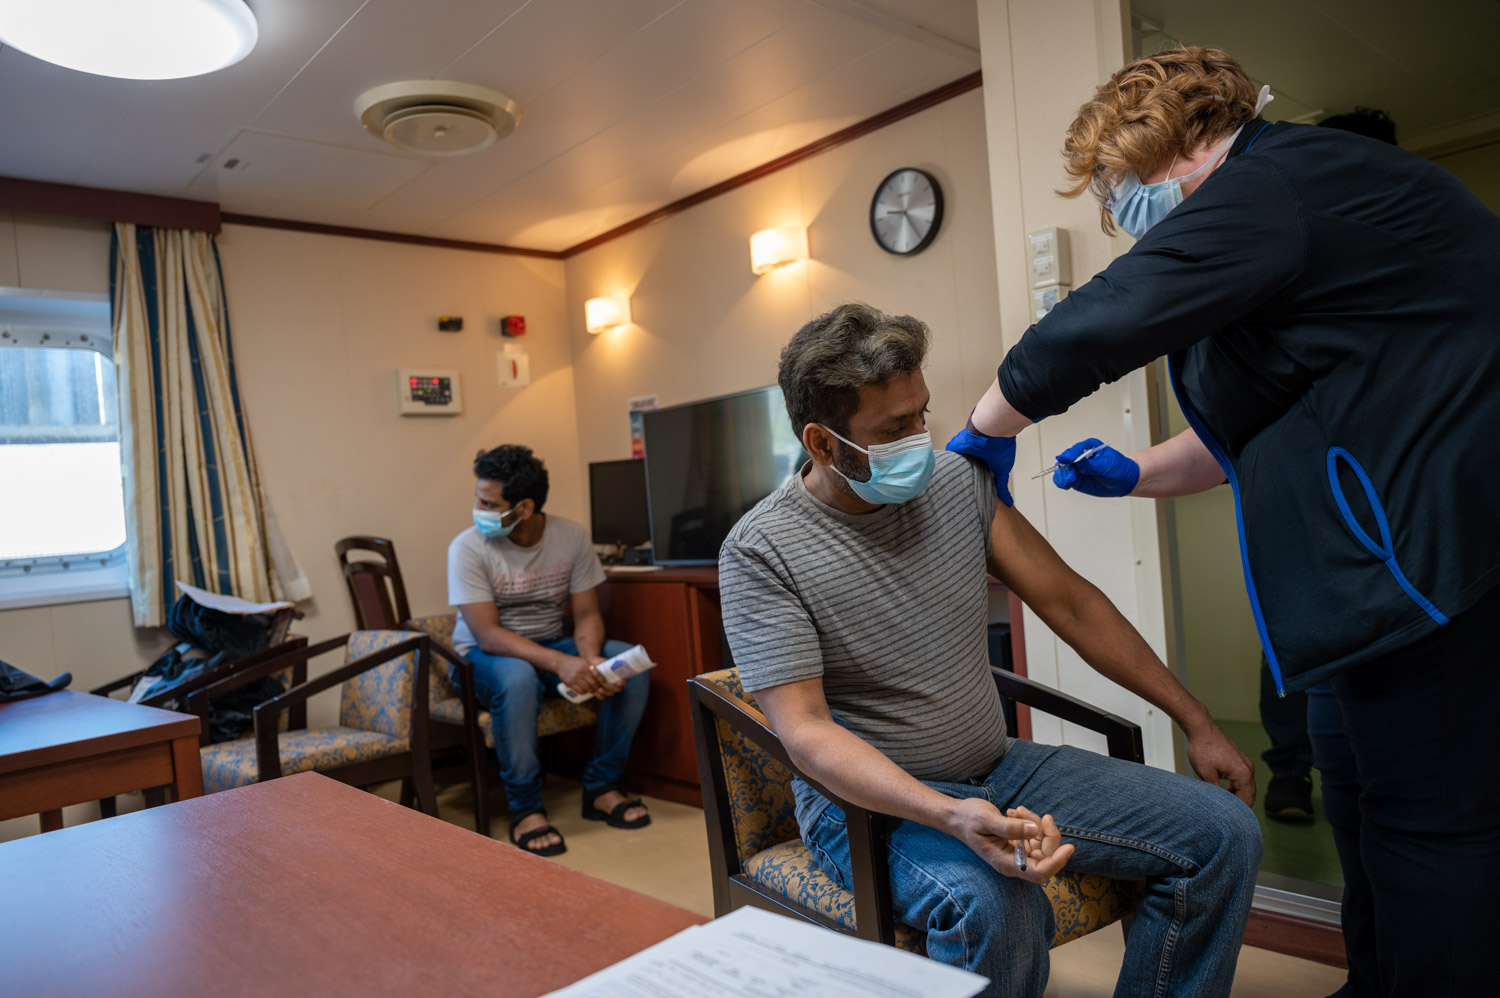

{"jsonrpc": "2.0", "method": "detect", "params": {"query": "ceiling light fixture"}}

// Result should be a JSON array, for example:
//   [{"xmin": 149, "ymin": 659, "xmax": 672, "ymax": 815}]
[
  {"xmin": 356, "ymin": 81, "xmax": 520, "ymax": 158},
  {"xmin": 0, "ymin": 0, "xmax": 257, "ymax": 80},
  {"xmin": 585, "ymin": 296, "xmax": 631, "ymax": 334},
  {"xmin": 750, "ymin": 227, "xmax": 809, "ymax": 275}
]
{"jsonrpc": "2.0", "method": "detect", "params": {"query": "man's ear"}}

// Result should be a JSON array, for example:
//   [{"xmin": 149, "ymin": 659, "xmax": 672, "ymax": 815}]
[
  {"xmin": 513, "ymin": 498, "xmax": 536, "ymax": 520},
  {"xmin": 802, "ymin": 423, "xmax": 836, "ymax": 467}
]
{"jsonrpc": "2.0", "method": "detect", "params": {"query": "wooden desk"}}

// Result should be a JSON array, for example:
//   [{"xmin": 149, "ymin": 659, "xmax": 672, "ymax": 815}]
[
  {"xmin": 599, "ymin": 566, "xmax": 723, "ymax": 805},
  {"xmin": 0, "ymin": 772, "xmax": 705, "ymax": 997},
  {"xmin": 0, "ymin": 690, "xmax": 202, "ymax": 832}
]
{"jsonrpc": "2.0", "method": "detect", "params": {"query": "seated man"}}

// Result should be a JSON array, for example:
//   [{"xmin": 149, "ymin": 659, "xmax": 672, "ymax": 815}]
[
  {"xmin": 448, "ymin": 444, "xmax": 651, "ymax": 856},
  {"xmin": 719, "ymin": 304, "xmax": 1261, "ymax": 997}
]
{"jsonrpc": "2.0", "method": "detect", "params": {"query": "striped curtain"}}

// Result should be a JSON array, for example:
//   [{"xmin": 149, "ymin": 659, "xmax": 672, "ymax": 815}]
[{"xmin": 111, "ymin": 223, "xmax": 310, "ymax": 627}]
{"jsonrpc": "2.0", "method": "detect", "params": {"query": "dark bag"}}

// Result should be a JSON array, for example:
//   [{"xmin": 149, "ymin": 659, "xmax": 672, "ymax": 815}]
[
  {"xmin": 0, "ymin": 659, "xmax": 71, "ymax": 702},
  {"xmin": 134, "ymin": 595, "xmax": 286, "ymax": 742}
]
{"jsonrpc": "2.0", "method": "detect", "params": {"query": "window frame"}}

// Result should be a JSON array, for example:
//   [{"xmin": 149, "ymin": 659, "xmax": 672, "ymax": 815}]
[{"xmin": 0, "ymin": 287, "xmax": 130, "ymax": 611}]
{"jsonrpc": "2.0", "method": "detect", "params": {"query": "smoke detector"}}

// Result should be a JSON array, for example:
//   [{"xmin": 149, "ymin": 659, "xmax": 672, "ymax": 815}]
[{"xmin": 355, "ymin": 80, "xmax": 520, "ymax": 157}]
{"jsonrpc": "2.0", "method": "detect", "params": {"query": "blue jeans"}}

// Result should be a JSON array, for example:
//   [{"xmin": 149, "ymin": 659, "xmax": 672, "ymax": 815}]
[
  {"xmin": 802, "ymin": 740, "xmax": 1262, "ymax": 998},
  {"xmin": 461, "ymin": 637, "xmax": 650, "ymax": 815}
]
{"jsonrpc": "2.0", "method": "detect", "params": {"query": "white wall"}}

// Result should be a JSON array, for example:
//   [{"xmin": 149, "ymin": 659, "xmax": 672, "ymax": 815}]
[
  {"xmin": 562, "ymin": 89, "xmax": 1002, "ymax": 473},
  {"xmin": 977, "ymin": 0, "xmax": 1180, "ymax": 769}
]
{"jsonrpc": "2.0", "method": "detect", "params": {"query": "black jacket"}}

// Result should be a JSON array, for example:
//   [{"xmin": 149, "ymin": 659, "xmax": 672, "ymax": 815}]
[{"xmin": 997, "ymin": 119, "xmax": 1500, "ymax": 692}]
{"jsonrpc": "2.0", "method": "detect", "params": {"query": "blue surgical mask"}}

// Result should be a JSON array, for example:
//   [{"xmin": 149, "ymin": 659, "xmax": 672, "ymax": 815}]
[
  {"xmin": 819, "ymin": 425, "xmax": 936, "ymax": 505},
  {"xmin": 473, "ymin": 507, "xmax": 518, "ymax": 538},
  {"xmin": 1107, "ymin": 86, "xmax": 1274, "ymax": 239}
]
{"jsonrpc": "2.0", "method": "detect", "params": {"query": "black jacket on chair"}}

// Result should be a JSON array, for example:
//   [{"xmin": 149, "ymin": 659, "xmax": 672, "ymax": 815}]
[{"xmin": 997, "ymin": 118, "xmax": 1500, "ymax": 693}]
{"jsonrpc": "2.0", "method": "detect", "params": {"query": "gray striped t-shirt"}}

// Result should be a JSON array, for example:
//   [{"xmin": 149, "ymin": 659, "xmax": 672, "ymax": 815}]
[{"xmin": 719, "ymin": 450, "xmax": 1012, "ymax": 827}]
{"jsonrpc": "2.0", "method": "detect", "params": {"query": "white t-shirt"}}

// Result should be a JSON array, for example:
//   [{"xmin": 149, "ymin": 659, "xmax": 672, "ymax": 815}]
[{"xmin": 446, "ymin": 515, "xmax": 607, "ymax": 655}]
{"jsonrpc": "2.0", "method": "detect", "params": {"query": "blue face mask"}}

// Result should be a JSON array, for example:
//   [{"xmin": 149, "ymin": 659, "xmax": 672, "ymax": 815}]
[
  {"xmin": 1107, "ymin": 86, "xmax": 1274, "ymax": 239},
  {"xmin": 473, "ymin": 507, "xmax": 518, "ymax": 538},
  {"xmin": 820, "ymin": 425, "xmax": 936, "ymax": 505}
]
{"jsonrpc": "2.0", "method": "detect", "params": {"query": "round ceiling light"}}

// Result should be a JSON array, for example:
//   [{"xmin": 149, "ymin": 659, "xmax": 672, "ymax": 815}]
[
  {"xmin": 0, "ymin": 0, "xmax": 257, "ymax": 80},
  {"xmin": 356, "ymin": 80, "xmax": 520, "ymax": 158}
]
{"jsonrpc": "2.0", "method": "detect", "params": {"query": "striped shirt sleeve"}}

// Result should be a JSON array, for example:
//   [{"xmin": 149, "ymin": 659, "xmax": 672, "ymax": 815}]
[{"xmin": 719, "ymin": 539, "xmax": 824, "ymax": 692}]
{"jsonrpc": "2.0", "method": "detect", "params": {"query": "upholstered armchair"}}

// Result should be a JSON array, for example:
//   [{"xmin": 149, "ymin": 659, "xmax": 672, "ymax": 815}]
[
  {"xmin": 689, "ymin": 667, "xmax": 1144, "ymax": 953},
  {"xmin": 186, "ymin": 631, "xmax": 436, "ymax": 814},
  {"xmin": 404, "ymin": 613, "xmax": 599, "ymax": 836}
]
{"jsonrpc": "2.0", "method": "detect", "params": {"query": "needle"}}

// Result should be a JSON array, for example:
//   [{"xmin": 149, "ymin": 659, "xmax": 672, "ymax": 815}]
[{"xmin": 1032, "ymin": 440, "xmax": 1111, "ymax": 480}]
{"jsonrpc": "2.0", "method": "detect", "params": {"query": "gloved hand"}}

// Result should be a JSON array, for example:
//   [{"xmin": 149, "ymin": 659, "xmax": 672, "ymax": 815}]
[
  {"xmin": 946, "ymin": 426, "xmax": 1016, "ymax": 506},
  {"xmin": 1052, "ymin": 438, "xmax": 1139, "ymax": 497}
]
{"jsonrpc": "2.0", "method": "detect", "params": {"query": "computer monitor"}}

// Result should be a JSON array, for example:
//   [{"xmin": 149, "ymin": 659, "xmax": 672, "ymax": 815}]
[{"xmin": 588, "ymin": 458, "xmax": 652, "ymax": 548}]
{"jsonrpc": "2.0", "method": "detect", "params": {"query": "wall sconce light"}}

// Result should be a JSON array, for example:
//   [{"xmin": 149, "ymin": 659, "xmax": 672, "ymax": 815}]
[
  {"xmin": 750, "ymin": 227, "xmax": 809, "ymax": 275},
  {"xmin": 584, "ymin": 295, "xmax": 631, "ymax": 334}
]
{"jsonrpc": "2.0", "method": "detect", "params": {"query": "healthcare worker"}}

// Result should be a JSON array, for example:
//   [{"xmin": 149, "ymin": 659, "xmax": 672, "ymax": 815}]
[{"xmin": 947, "ymin": 47, "xmax": 1500, "ymax": 998}]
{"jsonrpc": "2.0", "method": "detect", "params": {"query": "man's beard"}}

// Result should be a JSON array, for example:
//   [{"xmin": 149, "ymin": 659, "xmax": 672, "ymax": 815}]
[{"xmin": 831, "ymin": 441, "xmax": 871, "ymax": 498}]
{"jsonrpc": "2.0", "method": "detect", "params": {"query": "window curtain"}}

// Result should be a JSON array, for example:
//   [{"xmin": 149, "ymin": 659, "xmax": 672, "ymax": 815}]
[{"xmin": 110, "ymin": 223, "xmax": 310, "ymax": 627}]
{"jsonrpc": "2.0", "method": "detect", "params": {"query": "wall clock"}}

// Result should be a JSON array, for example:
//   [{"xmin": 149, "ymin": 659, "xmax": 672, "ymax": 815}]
[{"xmin": 869, "ymin": 167, "xmax": 944, "ymax": 255}]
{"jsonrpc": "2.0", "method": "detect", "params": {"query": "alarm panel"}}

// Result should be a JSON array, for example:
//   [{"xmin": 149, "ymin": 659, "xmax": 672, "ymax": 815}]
[{"xmin": 397, "ymin": 369, "xmax": 462, "ymax": 415}]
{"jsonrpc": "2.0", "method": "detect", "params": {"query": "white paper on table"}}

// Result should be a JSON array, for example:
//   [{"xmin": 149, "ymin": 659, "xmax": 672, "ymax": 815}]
[
  {"xmin": 175, "ymin": 580, "xmax": 294, "ymax": 615},
  {"xmin": 542, "ymin": 906, "xmax": 988, "ymax": 998}
]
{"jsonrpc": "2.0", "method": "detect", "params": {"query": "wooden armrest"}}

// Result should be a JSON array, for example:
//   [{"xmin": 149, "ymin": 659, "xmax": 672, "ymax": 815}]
[
  {"xmin": 251, "ymin": 636, "xmax": 430, "ymax": 781},
  {"xmin": 90, "ymin": 672, "xmax": 144, "ymax": 697},
  {"xmin": 990, "ymin": 667, "xmax": 1144, "ymax": 763},
  {"xmin": 688, "ymin": 676, "xmax": 896, "ymax": 945}
]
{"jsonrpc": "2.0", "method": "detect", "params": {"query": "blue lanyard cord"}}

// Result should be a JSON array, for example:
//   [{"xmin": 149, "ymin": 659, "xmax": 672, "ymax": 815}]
[{"xmin": 1243, "ymin": 121, "xmax": 1272, "ymax": 153}]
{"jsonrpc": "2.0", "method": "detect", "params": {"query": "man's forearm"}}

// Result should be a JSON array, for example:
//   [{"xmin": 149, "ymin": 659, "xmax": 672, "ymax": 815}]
[
  {"xmin": 782, "ymin": 718, "xmax": 966, "ymax": 833},
  {"xmin": 572, "ymin": 611, "xmax": 605, "ymax": 660},
  {"xmin": 1044, "ymin": 582, "xmax": 1214, "ymax": 735},
  {"xmin": 1130, "ymin": 428, "xmax": 1226, "ymax": 498},
  {"xmin": 475, "ymin": 627, "xmax": 567, "ymax": 672}
]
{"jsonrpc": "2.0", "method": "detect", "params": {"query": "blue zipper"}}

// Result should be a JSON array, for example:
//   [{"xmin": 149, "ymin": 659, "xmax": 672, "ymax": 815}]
[{"xmin": 1167, "ymin": 356, "xmax": 1288, "ymax": 695}]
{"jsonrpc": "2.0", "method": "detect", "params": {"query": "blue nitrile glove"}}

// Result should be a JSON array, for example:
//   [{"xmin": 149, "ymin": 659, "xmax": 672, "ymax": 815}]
[
  {"xmin": 1052, "ymin": 438, "xmax": 1140, "ymax": 497},
  {"xmin": 946, "ymin": 425, "xmax": 1016, "ymax": 506}
]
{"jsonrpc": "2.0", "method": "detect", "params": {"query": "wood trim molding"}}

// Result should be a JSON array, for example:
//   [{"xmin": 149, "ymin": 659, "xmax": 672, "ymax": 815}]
[
  {"xmin": 218, "ymin": 213, "xmax": 564, "ymax": 260},
  {"xmin": 5, "ymin": 70, "xmax": 981, "ymax": 259},
  {"xmin": 558, "ymin": 70, "xmax": 982, "ymax": 258},
  {"xmin": 0, "ymin": 176, "xmax": 221, "ymax": 233},
  {"xmin": 1242, "ymin": 906, "xmax": 1347, "ymax": 969}
]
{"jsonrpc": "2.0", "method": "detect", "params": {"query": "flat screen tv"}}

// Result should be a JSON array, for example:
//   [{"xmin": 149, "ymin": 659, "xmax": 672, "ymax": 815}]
[
  {"xmin": 642, "ymin": 386, "xmax": 808, "ymax": 564},
  {"xmin": 588, "ymin": 458, "xmax": 651, "ymax": 548}
]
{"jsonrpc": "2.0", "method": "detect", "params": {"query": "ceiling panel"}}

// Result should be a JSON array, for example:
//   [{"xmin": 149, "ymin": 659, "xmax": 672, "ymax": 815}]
[
  {"xmin": 72, "ymin": 0, "xmax": 369, "ymax": 195},
  {"xmin": 0, "ymin": 47, "xmax": 138, "ymax": 185},
  {"xmin": 193, "ymin": 131, "xmax": 430, "ymax": 212},
  {"xmin": 248, "ymin": 0, "xmax": 529, "ymax": 146},
  {"xmin": 440, "ymin": 36, "xmax": 970, "ymax": 246},
  {"xmin": 440, "ymin": 0, "xmax": 686, "ymax": 104}
]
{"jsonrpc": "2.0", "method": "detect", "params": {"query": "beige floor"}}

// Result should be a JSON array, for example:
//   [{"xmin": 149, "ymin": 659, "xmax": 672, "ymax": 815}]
[{"xmin": 2, "ymin": 777, "xmax": 1347, "ymax": 997}]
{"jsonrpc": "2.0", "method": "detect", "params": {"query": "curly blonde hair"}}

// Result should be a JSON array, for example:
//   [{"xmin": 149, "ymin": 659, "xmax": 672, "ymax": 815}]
[{"xmin": 1061, "ymin": 47, "xmax": 1259, "ymax": 232}]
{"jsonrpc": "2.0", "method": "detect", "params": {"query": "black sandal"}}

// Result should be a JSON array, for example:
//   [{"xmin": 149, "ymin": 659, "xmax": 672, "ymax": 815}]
[
  {"xmin": 582, "ymin": 787, "xmax": 652, "ymax": 829},
  {"xmin": 509, "ymin": 809, "xmax": 567, "ymax": 856}
]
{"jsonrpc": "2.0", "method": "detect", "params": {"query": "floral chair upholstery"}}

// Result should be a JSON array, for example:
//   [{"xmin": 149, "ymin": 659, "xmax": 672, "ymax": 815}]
[
  {"xmin": 200, "ymin": 631, "xmax": 424, "ymax": 794},
  {"xmin": 692, "ymin": 668, "xmax": 1142, "ymax": 955}
]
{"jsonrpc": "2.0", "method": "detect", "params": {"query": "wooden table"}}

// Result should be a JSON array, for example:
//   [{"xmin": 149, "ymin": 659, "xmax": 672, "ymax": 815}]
[
  {"xmin": 0, "ymin": 689, "xmax": 202, "ymax": 832},
  {"xmin": 0, "ymin": 771, "xmax": 706, "ymax": 997}
]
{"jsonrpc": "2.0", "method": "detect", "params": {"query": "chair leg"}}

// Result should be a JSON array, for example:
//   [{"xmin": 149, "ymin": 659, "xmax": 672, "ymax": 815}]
[
  {"xmin": 98, "ymin": 797, "xmax": 118, "ymax": 819},
  {"xmin": 411, "ymin": 755, "xmax": 438, "ymax": 818},
  {"xmin": 142, "ymin": 787, "xmax": 168, "ymax": 808},
  {"xmin": 471, "ymin": 740, "xmax": 491, "ymax": 837},
  {"xmin": 399, "ymin": 778, "xmax": 414, "ymax": 808}
]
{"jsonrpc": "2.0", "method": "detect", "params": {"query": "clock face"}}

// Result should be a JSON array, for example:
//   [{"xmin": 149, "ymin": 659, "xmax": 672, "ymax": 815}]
[{"xmin": 870, "ymin": 167, "xmax": 944, "ymax": 255}]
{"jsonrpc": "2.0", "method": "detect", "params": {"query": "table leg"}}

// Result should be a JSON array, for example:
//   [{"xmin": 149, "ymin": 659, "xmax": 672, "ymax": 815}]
[
  {"xmin": 170, "ymin": 734, "xmax": 204, "ymax": 802},
  {"xmin": 39, "ymin": 809, "xmax": 64, "ymax": 833}
]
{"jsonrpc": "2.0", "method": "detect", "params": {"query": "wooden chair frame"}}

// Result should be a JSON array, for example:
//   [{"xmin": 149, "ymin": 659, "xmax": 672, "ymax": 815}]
[
  {"xmin": 689, "ymin": 665, "xmax": 1145, "ymax": 947},
  {"xmin": 335, "ymin": 536, "xmax": 411, "ymax": 630},
  {"xmin": 185, "ymin": 634, "xmax": 437, "ymax": 815},
  {"xmin": 409, "ymin": 629, "xmax": 494, "ymax": 836}
]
